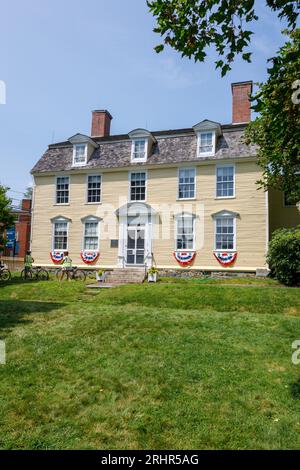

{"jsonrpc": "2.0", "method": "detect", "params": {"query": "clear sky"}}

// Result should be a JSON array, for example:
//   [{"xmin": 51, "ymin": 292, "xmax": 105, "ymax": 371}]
[{"xmin": 0, "ymin": 0, "xmax": 290, "ymax": 203}]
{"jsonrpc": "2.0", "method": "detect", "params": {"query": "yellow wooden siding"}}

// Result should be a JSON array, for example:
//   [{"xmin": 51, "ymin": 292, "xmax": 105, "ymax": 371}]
[
  {"xmin": 268, "ymin": 189, "xmax": 300, "ymax": 234},
  {"xmin": 31, "ymin": 160, "xmax": 268, "ymax": 270}
]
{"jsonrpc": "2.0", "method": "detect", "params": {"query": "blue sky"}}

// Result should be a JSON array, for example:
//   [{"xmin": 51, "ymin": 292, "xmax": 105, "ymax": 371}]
[{"xmin": 0, "ymin": 0, "xmax": 289, "ymax": 202}]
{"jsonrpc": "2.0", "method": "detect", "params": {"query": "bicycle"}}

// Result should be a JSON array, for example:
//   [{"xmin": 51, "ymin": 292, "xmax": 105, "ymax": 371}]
[
  {"xmin": 21, "ymin": 266, "xmax": 50, "ymax": 281},
  {"xmin": 0, "ymin": 264, "xmax": 11, "ymax": 281},
  {"xmin": 55, "ymin": 266, "xmax": 87, "ymax": 281}
]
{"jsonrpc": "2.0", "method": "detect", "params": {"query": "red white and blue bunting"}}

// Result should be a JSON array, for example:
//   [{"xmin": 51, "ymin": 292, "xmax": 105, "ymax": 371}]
[
  {"xmin": 80, "ymin": 250, "xmax": 100, "ymax": 265},
  {"xmin": 50, "ymin": 251, "xmax": 64, "ymax": 264},
  {"xmin": 173, "ymin": 251, "xmax": 196, "ymax": 267},
  {"xmin": 213, "ymin": 251, "xmax": 237, "ymax": 267}
]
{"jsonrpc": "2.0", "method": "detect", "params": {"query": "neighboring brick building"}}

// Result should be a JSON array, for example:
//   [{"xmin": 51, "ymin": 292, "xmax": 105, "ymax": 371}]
[{"xmin": 4, "ymin": 199, "xmax": 32, "ymax": 259}]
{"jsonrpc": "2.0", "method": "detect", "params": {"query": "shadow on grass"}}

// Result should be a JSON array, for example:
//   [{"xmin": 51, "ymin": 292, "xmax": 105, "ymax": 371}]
[
  {"xmin": 290, "ymin": 378, "xmax": 300, "ymax": 399},
  {"xmin": 0, "ymin": 300, "xmax": 65, "ymax": 332}
]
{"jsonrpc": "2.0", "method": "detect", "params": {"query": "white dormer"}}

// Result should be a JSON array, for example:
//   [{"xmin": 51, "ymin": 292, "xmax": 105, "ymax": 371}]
[
  {"xmin": 193, "ymin": 120, "xmax": 222, "ymax": 158},
  {"xmin": 128, "ymin": 129, "xmax": 156, "ymax": 163},
  {"xmin": 68, "ymin": 134, "xmax": 99, "ymax": 167}
]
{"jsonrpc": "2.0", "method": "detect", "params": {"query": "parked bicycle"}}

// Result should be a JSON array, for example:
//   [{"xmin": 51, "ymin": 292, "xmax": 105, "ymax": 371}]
[
  {"xmin": 55, "ymin": 266, "xmax": 86, "ymax": 281},
  {"xmin": 21, "ymin": 266, "xmax": 50, "ymax": 281},
  {"xmin": 0, "ymin": 263, "xmax": 11, "ymax": 281}
]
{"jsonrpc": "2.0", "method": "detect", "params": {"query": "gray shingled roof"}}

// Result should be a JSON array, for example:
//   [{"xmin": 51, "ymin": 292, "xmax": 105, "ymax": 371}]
[{"xmin": 31, "ymin": 125, "xmax": 257, "ymax": 174}]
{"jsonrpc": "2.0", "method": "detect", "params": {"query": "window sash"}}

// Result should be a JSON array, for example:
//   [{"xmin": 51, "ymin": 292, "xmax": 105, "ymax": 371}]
[
  {"xmin": 54, "ymin": 222, "xmax": 68, "ymax": 250},
  {"xmin": 87, "ymin": 175, "xmax": 101, "ymax": 203},
  {"xmin": 216, "ymin": 166, "xmax": 234, "ymax": 197},
  {"xmin": 130, "ymin": 172, "xmax": 146, "ymax": 201},
  {"xmin": 56, "ymin": 177, "xmax": 69, "ymax": 204},
  {"xmin": 132, "ymin": 140, "xmax": 146, "ymax": 160},
  {"xmin": 74, "ymin": 145, "xmax": 87, "ymax": 165},
  {"xmin": 84, "ymin": 222, "xmax": 99, "ymax": 250},
  {"xmin": 215, "ymin": 217, "xmax": 235, "ymax": 250},
  {"xmin": 178, "ymin": 168, "xmax": 195, "ymax": 199},
  {"xmin": 199, "ymin": 132, "xmax": 213, "ymax": 154},
  {"xmin": 176, "ymin": 216, "xmax": 194, "ymax": 250}
]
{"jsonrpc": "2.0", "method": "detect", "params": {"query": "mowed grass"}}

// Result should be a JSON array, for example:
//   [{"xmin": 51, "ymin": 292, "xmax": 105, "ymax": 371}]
[{"xmin": 0, "ymin": 276, "xmax": 300, "ymax": 449}]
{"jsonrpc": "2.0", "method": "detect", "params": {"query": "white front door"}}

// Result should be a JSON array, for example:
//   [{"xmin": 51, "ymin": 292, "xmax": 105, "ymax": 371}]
[{"xmin": 126, "ymin": 226, "xmax": 145, "ymax": 265}]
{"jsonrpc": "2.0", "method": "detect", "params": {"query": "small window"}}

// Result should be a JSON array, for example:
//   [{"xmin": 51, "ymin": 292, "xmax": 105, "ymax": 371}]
[
  {"xmin": 73, "ymin": 144, "xmax": 87, "ymax": 166},
  {"xmin": 198, "ymin": 132, "xmax": 214, "ymax": 155},
  {"xmin": 216, "ymin": 166, "xmax": 235, "ymax": 198},
  {"xmin": 83, "ymin": 221, "xmax": 99, "ymax": 250},
  {"xmin": 178, "ymin": 168, "xmax": 196, "ymax": 199},
  {"xmin": 215, "ymin": 217, "xmax": 235, "ymax": 251},
  {"xmin": 87, "ymin": 175, "xmax": 101, "ymax": 203},
  {"xmin": 176, "ymin": 214, "xmax": 194, "ymax": 250},
  {"xmin": 131, "ymin": 140, "xmax": 147, "ymax": 161},
  {"xmin": 56, "ymin": 177, "xmax": 69, "ymax": 204},
  {"xmin": 53, "ymin": 222, "xmax": 68, "ymax": 250},
  {"xmin": 130, "ymin": 172, "xmax": 146, "ymax": 201}
]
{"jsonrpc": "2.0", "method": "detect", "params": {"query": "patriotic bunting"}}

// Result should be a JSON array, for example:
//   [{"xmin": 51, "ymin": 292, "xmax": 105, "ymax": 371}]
[
  {"xmin": 50, "ymin": 251, "xmax": 64, "ymax": 264},
  {"xmin": 80, "ymin": 250, "xmax": 100, "ymax": 265},
  {"xmin": 173, "ymin": 251, "xmax": 196, "ymax": 267},
  {"xmin": 213, "ymin": 251, "xmax": 237, "ymax": 267}
]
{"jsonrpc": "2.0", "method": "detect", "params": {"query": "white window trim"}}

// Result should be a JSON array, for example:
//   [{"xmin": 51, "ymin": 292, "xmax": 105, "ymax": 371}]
[
  {"xmin": 54, "ymin": 175, "xmax": 70, "ymax": 206},
  {"xmin": 215, "ymin": 163, "xmax": 236, "ymax": 199},
  {"xmin": 128, "ymin": 170, "xmax": 147, "ymax": 203},
  {"xmin": 197, "ymin": 131, "xmax": 216, "ymax": 157},
  {"xmin": 174, "ymin": 213, "xmax": 196, "ymax": 251},
  {"xmin": 177, "ymin": 167, "xmax": 196, "ymax": 200},
  {"xmin": 72, "ymin": 143, "xmax": 88, "ymax": 167},
  {"xmin": 214, "ymin": 215, "xmax": 237, "ymax": 252},
  {"xmin": 131, "ymin": 139, "xmax": 148, "ymax": 163},
  {"xmin": 86, "ymin": 174, "xmax": 102, "ymax": 205},
  {"xmin": 81, "ymin": 216, "xmax": 101, "ymax": 252},
  {"xmin": 51, "ymin": 216, "xmax": 70, "ymax": 252}
]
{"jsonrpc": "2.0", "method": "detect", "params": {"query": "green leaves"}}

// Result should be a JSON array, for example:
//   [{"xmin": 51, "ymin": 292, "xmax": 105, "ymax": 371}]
[
  {"xmin": 0, "ymin": 186, "xmax": 16, "ymax": 252},
  {"xmin": 148, "ymin": 0, "xmax": 299, "ymax": 75}
]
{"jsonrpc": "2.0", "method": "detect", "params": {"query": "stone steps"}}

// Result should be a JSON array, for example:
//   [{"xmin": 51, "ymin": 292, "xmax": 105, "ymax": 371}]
[{"xmin": 105, "ymin": 268, "xmax": 146, "ymax": 285}]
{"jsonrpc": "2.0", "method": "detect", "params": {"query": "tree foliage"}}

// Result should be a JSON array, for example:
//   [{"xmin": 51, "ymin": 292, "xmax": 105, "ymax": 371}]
[
  {"xmin": 148, "ymin": 0, "xmax": 300, "ymax": 75},
  {"xmin": 244, "ymin": 29, "xmax": 300, "ymax": 202},
  {"xmin": 267, "ymin": 225, "xmax": 300, "ymax": 286},
  {"xmin": 24, "ymin": 186, "xmax": 33, "ymax": 199},
  {"xmin": 0, "ymin": 186, "xmax": 15, "ymax": 252}
]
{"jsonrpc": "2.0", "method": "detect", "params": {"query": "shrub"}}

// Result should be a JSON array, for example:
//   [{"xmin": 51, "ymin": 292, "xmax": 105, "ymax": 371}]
[{"xmin": 267, "ymin": 226, "xmax": 300, "ymax": 286}]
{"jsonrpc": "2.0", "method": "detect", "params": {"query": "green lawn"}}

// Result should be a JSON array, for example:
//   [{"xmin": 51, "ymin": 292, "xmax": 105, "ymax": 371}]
[{"xmin": 0, "ymin": 275, "xmax": 300, "ymax": 449}]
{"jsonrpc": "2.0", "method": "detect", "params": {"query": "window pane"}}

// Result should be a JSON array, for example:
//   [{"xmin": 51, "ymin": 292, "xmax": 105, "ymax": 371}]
[
  {"xmin": 54, "ymin": 222, "xmax": 68, "ymax": 250},
  {"xmin": 74, "ymin": 145, "xmax": 86, "ymax": 164},
  {"xmin": 130, "ymin": 172, "xmax": 146, "ymax": 201},
  {"xmin": 199, "ymin": 132, "xmax": 213, "ymax": 154},
  {"xmin": 133, "ymin": 140, "xmax": 146, "ymax": 160},
  {"xmin": 84, "ymin": 222, "xmax": 99, "ymax": 250},
  {"xmin": 216, "ymin": 166, "xmax": 234, "ymax": 197},
  {"xmin": 87, "ymin": 175, "xmax": 101, "ymax": 203},
  {"xmin": 178, "ymin": 168, "xmax": 195, "ymax": 199},
  {"xmin": 176, "ymin": 215, "xmax": 194, "ymax": 250},
  {"xmin": 215, "ymin": 217, "xmax": 235, "ymax": 250},
  {"xmin": 56, "ymin": 177, "xmax": 69, "ymax": 204}
]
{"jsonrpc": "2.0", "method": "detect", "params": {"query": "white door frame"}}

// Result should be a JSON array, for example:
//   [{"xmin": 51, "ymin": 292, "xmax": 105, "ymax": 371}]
[{"xmin": 118, "ymin": 215, "xmax": 153, "ymax": 268}]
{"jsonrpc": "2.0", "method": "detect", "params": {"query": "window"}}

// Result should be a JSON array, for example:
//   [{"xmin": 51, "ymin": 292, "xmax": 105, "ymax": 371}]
[
  {"xmin": 53, "ymin": 222, "xmax": 68, "ymax": 250},
  {"xmin": 178, "ymin": 168, "xmax": 196, "ymax": 199},
  {"xmin": 83, "ymin": 222, "xmax": 99, "ymax": 250},
  {"xmin": 130, "ymin": 172, "xmax": 146, "ymax": 201},
  {"xmin": 87, "ymin": 175, "xmax": 101, "ymax": 203},
  {"xmin": 73, "ymin": 144, "xmax": 87, "ymax": 166},
  {"xmin": 176, "ymin": 214, "xmax": 194, "ymax": 250},
  {"xmin": 215, "ymin": 217, "xmax": 235, "ymax": 251},
  {"xmin": 56, "ymin": 177, "xmax": 69, "ymax": 204},
  {"xmin": 216, "ymin": 166, "xmax": 235, "ymax": 198},
  {"xmin": 198, "ymin": 132, "xmax": 215, "ymax": 156},
  {"xmin": 131, "ymin": 139, "xmax": 147, "ymax": 161}
]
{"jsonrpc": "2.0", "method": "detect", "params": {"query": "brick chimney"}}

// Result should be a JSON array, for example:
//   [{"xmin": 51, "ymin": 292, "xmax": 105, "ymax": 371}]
[
  {"xmin": 231, "ymin": 81, "xmax": 253, "ymax": 124},
  {"xmin": 21, "ymin": 199, "xmax": 31, "ymax": 212},
  {"xmin": 91, "ymin": 110, "xmax": 113, "ymax": 138}
]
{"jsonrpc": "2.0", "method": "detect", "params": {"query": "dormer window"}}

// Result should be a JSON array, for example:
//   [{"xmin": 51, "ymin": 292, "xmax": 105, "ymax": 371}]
[
  {"xmin": 193, "ymin": 120, "xmax": 221, "ymax": 158},
  {"xmin": 128, "ymin": 129, "xmax": 156, "ymax": 163},
  {"xmin": 73, "ymin": 144, "xmax": 87, "ymax": 166},
  {"xmin": 132, "ymin": 139, "xmax": 147, "ymax": 161},
  {"xmin": 68, "ymin": 134, "xmax": 99, "ymax": 168}
]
